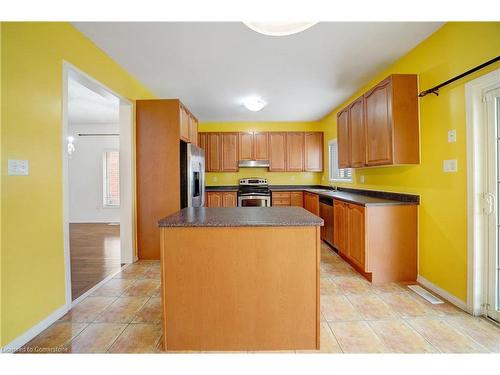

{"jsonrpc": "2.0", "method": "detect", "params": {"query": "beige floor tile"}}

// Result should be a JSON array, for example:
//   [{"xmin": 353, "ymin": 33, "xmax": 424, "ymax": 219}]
[
  {"xmin": 59, "ymin": 296, "xmax": 116, "ymax": 322},
  {"xmin": 152, "ymin": 285, "xmax": 161, "ymax": 297},
  {"xmin": 144, "ymin": 266, "xmax": 161, "ymax": 280},
  {"xmin": 90, "ymin": 278, "xmax": 136, "ymax": 297},
  {"xmin": 320, "ymin": 278, "xmax": 341, "ymax": 295},
  {"xmin": 297, "ymin": 322, "xmax": 342, "ymax": 353},
  {"xmin": 20, "ymin": 322, "xmax": 88, "ymax": 353},
  {"xmin": 65, "ymin": 323, "xmax": 127, "ymax": 353},
  {"xmin": 406, "ymin": 317, "xmax": 489, "ymax": 353},
  {"xmin": 347, "ymin": 294, "xmax": 398, "ymax": 320},
  {"xmin": 370, "ymin": 283, "xmax": 406, "ymax": 294},
  {"xmin": 133, "ymin": 297, "xmax": 162, "ymax": 324},
  {"xmin": 446, "ymin": 315, "xmax": 500, "ymax": 352},
  {"xmin": 114, "ymin": 264, "xmax": 150, "ymax": 279},
  {"xmin": 95, "ymin": 297, "xmax": 149, "ymax": 323},
  {"xmin": 328, "ymin": 321, "xmax": 387, "ymax": 353},
  {"xmin": 122, "ymin": 279, "xmax": 160, "ymax": 297},
  {"xmin": 321, "ymin": 295, "xmax": 362, "ymax": 321},
  {"xmin": 332, "ymin": 276, "xmax": 372, "ymax": 295},
  {"xmin": 368, "ymin": 319, "xmax": 437, "ymax": 353},
  {"xmin": 379, "ymin": 292, "xmax": 433, "ymax": 318},
  {"xmin": 108, "ymin": 323, "xmax": 162, "ymax": 353}
]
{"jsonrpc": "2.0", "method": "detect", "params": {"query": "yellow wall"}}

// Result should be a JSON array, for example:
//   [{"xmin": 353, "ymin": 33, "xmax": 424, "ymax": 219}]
[
  {"xmin": 199, "ymin": 122, "xmax": 324, "ymax": 186},
  {"xmin": 319, "ymin": 22, "xmax": 500, "ymax": 302},
  {"xmin": 1, "ymin": 22, "xmax": 155, "ymax": 346},
  {"xmin": 0, "ymin": 21, "xmax": 3, "ymax": 346}
]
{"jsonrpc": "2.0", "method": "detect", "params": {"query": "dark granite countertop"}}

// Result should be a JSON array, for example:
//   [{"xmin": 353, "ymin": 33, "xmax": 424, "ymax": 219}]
[
  {"xmin": 158, "ymin": 207, "xmax": 324, "ymax": 227},
  {"xmin": 303, "ymin": 189, "xmax": 414, "ymax": 206},
  {"xmin": 205, "ymin": 186, "xmax": 239, "ymax": 191}
]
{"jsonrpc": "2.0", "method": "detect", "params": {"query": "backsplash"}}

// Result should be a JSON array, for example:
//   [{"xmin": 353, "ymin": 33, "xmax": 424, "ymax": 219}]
[{"xmin": 205, "ymin": 169, "xmax": 322, "ymax": 186}]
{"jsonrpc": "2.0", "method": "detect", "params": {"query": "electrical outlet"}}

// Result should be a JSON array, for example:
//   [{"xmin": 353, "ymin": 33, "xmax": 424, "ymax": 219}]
[
  {"xmin": 290, "ymin": 175, "xmax": 296, "ymax": 181},
  {"xmin": 448, "ymin": 129, "xmax": 457, "ymax": 143},
  {"xmin": 359, "ymin": 175, "xmax": 365, "ymax": 184},
  {"xmin": 8, "ymin": 159, "xmax": 29, "ymax": 176},
  {"xmin": 443, "ymin": 159, "xmax": 458, "ymax": 173},
  {"xmin": 212, "ymin": 176, "xmax": 218, "ymax": 182}
]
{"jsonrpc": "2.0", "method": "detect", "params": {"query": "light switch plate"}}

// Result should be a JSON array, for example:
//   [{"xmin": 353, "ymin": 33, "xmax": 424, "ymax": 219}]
[
  {"xmin": 443, "ymin": 159, "xmax": 458, "ymax": 173},
  {"xmin": 448, "ymin": 129, "xmax": 457, "ymax": 143},
  {"xmin": 8, "ymin": 159, "xmax": 29, "ymax": 176}
]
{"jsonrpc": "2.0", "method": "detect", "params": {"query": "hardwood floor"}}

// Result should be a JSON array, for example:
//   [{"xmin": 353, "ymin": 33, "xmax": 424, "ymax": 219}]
[
  {"xmin": 20, "ymin": 242, "xmax": 500, "ymax": 353},
  {"xmin": 70, "ymin": 223, "xmax": 122, "ymax": 301}
]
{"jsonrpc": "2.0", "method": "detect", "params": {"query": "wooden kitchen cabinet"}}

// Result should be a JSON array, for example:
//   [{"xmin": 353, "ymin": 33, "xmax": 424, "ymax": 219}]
[
  {"xmin": 349, "ymin": 97, "xmax": 366, "ymax": 167},
  {"xmin": 346, "ymin": 204, "xmax": 366, "ymax": 270},
  {"xmin": 188, "ymin": 114, "xmax": 198, "ymax": 146},
  {"xmin": 239, "ymin": 132, "xmax": 253, "ymax": 161},
  {"xmin": 337, "ymin": 74, "xmax": 419, "ymax": 168},
  {"xmin": 222, "ymin": 192, "xmax": 237, "ymax": 207},
  {"xmin": 239, "ymin": 132, "xmax": 269, "ymax": 161},
  {"xmin": 304, "ymin": 132, "xmax": 323, "ymax": 172},
  {"xmin": 319, "ymin": 199, "xmax": 333, "ymax": 246},
  {"xmin": 290, "ymin": 192, "xmax": 304, "ymax": 207},
  {"xmin": 333, "ymin": 200, "xmax": 347, "ymax": 256},
  {"xmin": 286, "ymin": 132, "xmax": 305, "ymax": 171},
  {"xmin": 303, "ymin": 192, "xmax": 320, "ymax": 216},
  {"xmin": 336, "ymin": 108, "xmax": 350, "ymax": 169},
  {"xmin": 268, "ymin": 132, "xmax": 287, "ymax": 172},
  {"xmin": 206, "ymin": 133, "xmax": 221, "ymax": 172},
  {"xmin": 180, "ymin": 105, "xmax": 190, "ymax": 142},
  {"xmin": 221, "ymin": 132, "xmax": 239, "ymax": 172}
]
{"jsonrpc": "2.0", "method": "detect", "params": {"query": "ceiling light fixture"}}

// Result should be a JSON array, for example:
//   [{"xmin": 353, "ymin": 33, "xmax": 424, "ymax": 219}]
[
  {"xmin": 243, "ymin": 22, "xmax": 317, "ymax": 36},
  {"xmin": 242, "ymin": 97, "xmax": 267, "ymax": 112}
]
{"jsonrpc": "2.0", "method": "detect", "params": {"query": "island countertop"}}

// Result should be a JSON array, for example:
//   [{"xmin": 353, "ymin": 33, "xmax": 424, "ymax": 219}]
[{"xmin": 158, "ymin": 207, "xmax": 324, "ymax": 227}]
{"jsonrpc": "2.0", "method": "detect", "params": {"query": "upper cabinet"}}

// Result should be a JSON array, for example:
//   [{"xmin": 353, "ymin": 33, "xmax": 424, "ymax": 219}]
[
  {"xmin": 304, "ymin": 132, "xmax": 323, "ymax": 172},
  {"xmin": 268, "ymin": 132, "xmax": 287, "ymax": 172},
  {"xmin": 198, "ymin": 131, "xmax": 324, "ymax": 173},
  {"xmin": 188, "ymin": 114, "xmax": 198, "ymax": 146},
  {"xmin": 179, "ymin": 103, "xmax": 198, "ymax": 145},
  {"xmin": 337, "ymin": 74, "xmax": 419, "ymax": 168}
]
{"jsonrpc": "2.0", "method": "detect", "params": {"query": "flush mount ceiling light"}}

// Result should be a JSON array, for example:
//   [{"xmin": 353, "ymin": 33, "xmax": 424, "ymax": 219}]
[
  {"xmin": 243, "ymin": 22, "xmax": 317, "ymax": 36},
  {"xmin": 242, "ymin": 97, "xmax": 267, "ymax": 112}
]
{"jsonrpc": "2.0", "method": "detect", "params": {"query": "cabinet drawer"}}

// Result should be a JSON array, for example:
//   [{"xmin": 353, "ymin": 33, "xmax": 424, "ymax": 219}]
[
  {"xmin": 272, "ymin": 198, "xmax": 291, "ymax": 206},
  {"xmin": 272, "ymin": 192, "xmax": 291, "ymax": 199},
  {"xmin": 290, "ymin": 192, "xmax": 304, "ymax": 207}
]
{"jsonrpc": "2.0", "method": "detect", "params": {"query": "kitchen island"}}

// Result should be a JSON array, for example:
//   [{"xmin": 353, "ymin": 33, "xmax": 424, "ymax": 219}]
[{"xmin": 158, "ymin": 207, "xmax": 323, "ymax": 352}]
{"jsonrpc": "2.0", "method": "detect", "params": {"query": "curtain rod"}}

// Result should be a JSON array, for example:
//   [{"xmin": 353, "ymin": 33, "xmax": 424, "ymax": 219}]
[
  {"xmin": 418, "ymin": 55, "xmax": 500, "ymax": 97},
  {"xmin": 77, "ymin": 133, "xmax": 119, "ymax": 136}
]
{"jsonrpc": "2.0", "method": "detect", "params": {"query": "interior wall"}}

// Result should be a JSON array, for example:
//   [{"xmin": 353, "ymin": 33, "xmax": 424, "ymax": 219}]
[
  {"xmin": 0, "ymin": 21, "xmax": 3, "ymax": 347},
  {"xmin": 199, "ymin": 121, "xmax": 324, "ymax": 186},
  {"xmin": 68, "ymin": 123, "xmax": 120, "ymax": 223},
  {"xmin": 319, "ymin": 22, "xmax": 500, "ymax": 303},
  {"xmin": 0, "ymin": 22, "xmax": 155, "ymax": 347}
]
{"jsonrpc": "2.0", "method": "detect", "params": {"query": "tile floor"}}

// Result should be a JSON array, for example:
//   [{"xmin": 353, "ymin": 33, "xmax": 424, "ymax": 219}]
[{"xmin": 20, "ymin": 243, "xmax": 500, "ymax": 353}]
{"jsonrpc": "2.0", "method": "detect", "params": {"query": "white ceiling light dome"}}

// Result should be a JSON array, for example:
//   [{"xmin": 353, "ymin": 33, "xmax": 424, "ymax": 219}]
[
  {"xmin": 243, "ymin": 22, "xmax": 317, "ymax": 36},
  {"xmin": 242, "ymin": 97, "xmax": 267, "ymax": 112}
]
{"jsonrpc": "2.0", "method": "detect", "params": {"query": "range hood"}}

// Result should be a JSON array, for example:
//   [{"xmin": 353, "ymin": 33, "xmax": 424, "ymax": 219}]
[{"xmin": 238, "ymin": 160, "xmax": 270, "ymax": 168}]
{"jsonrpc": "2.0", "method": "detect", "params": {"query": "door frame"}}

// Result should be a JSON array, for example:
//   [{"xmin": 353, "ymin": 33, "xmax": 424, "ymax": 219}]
[
  {"xmin": 465, "ymin": 68, "xmax": 500, "ymax": 316},
  {"xmin": 62, "ymin": 61, "xmax": 135, "ymax": 307}
]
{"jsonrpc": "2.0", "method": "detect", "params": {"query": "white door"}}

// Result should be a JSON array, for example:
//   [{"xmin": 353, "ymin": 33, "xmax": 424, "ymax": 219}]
[{"xmin": 485, "ymin": 86, "xmax": 500, "ymax": 322}]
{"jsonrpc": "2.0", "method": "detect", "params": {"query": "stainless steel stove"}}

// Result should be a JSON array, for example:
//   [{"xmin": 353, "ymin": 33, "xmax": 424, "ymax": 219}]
[{"xmin": 237, "ymin": 178, "xmax": 271, "ymax": 207}]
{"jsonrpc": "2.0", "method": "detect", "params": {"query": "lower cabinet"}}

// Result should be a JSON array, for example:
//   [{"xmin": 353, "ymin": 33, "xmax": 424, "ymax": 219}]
[
  {"xmin": 332, "ymin": 199, "xmax": 417, "ymax": 283},
  {"xmin": 319, "ymin": 199, "xmax": 334, "ymax": 246},
  {"xmin": 206, "ymin": 191, "xmax": 237, "ymax": 207},
  {"xmin": 271, "ymin": 191, "xmax": 304, "ymax": 207},
  {"xmin": 303, "ymin": 192, "xmax": 320, "ymax": 216}
]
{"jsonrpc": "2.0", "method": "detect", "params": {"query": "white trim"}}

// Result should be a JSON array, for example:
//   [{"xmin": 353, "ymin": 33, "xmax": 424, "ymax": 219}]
[
  {"xmin": 1, "ymin": 304, "xmax": 69, "ymax": 353},
  {"xmin": 417, "ymin": 275, "xmax": 469, "ymax": 313},
  {"xmin": 465, "ymin": 68, "xmax": 500, "ymax": 316}
]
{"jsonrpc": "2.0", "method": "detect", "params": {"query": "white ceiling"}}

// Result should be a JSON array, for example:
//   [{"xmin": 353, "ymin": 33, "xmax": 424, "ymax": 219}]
[
  {"xmin": 68, "ymin": 77, "xmax": 120, "ymax": 124},
  {"xmin": 73, "ymin": 22, "xmax": 443, "ymax": 122}
]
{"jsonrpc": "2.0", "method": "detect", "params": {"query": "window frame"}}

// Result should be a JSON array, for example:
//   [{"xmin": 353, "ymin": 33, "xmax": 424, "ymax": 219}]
[
  {"xmin": 328, "ymin": 139, "xmax": 353, "ymax": 183},
  {"xmin": 102, "ymin": 149, "xmax": 120, "ymax": 208}
]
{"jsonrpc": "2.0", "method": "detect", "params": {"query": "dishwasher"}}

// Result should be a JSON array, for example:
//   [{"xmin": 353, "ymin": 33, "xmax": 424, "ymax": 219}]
[{"xmin": 319, "ymin": 197, "xmax": 334, "ymax": 246}]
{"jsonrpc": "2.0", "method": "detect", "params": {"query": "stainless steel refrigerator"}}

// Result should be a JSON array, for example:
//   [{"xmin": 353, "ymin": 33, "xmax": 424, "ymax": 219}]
[{"xmin": 180, "ymin": 142, "xmax": 205, "ymax": 208}]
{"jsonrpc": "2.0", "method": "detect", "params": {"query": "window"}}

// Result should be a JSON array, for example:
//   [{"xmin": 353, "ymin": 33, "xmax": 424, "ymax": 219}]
[
  {"xmin": 328, "ymin": 139, "xmax": 352, "ymax": 182},
  {"xmin": 103, "ymin": 150, "xmax": 120, "ymax": 207}
]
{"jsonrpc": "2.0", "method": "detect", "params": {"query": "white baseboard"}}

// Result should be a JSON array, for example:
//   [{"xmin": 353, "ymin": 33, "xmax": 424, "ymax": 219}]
[
  {"xmin": 416, "ymin": 275, "xmax": 470, "ymax": 313},
  {"xmin": 1, "ymin": 303, "xmax": 70, "ymax": 353}
]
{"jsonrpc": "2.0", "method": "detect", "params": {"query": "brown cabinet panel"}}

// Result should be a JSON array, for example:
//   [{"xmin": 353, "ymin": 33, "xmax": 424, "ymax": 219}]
[
  {"xmin": 286, "ymin": 132, "xmax": 305, "ymax": 171},
  {"xmin": 180, "ymin": 106, "xmax": 190, "ymax": 142},
  {"xmin": 347, "ymin": 204, "xmax": 366, "ymax": 270},
  {"xmin": 349, "ymin": 97, "xmax": 366, "ymax": 167},
  {"xmin": 268, "ymin": 132, "xmax": 287, "ymax": 172},
  {"xmin": 207, "ymin": 133, "xmax": 221, "ymax": 172},
  {"xmin": 272, "ymin": 191, "xmax": 291, "ymax": 206},
  {"xmin": 239, "ymin": 132, "xmax": 253, "ymax": 161},
  {"xmin": 364, "ymin": 78, "xmax": 393, "ymax": 166},
  {"xmin": 319, "ymin": 202, "xmax": 333, "ymax": 245},
  {"xmin": 221, "ymin": 132, "xmax": 239, "ymax": 172},
  {"xmin": 222, "ymin": 192, "xmax": 237, "ymax": 207},
  {"xmin": 337, "ymin": 108, "xmax": 350, "ymax": 168},
  {"xmin": 333, "ymin": 200, "xmax": 347, "ymax": 256},
  {"xmin": 254, "ymin": 132, "xmax": 269, "ymax": 160},
  {"xmin": 188, "ymin": 114, "xmax": 198, "ymax": 146},
  {"xmin": 290, "ymin": 192, "xmax": 304, "ymax": 207},
  {"xmin": 303, "ymin": 192, "xmax": 319, "ymax": 216},
  {"xmin": 304, "ymin": 132, "xmax": 323, "ymax": 172},
  {"xmin": 206, "ymin": 192, "xmax": 223, "ymax": 207},
  {"xmin": 198, "ymin": 133, "xmax": 207, "ymax": 171}
]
